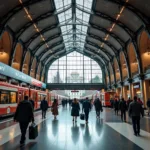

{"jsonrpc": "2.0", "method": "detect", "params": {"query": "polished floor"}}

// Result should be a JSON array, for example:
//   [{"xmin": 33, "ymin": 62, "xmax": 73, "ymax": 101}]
[{"xmin": 0, "ymin": 106, "xmax": 150, "ymax": 150}]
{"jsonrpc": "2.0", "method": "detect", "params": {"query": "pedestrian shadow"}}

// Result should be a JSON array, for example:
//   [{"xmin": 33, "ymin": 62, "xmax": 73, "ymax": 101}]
[
  {"xmin": 95, "ymin": 119, "xmax": 103, "ymax": 137},
  {"xmin": 52, "ymin": 119, "xmax": 59, "ymax": 137},
  {"xmin": 83, "ymin": 125, "xmax": 91, "ymax": 147},
  {"xmin": 71, "ymin": 123, "xmax": 80, "ymax": 144}
]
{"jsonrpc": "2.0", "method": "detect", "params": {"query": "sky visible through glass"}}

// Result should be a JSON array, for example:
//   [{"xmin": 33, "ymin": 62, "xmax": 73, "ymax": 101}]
[{"xmin": 48, "ymin": 51, "xmax": 102, "ymax": 83}]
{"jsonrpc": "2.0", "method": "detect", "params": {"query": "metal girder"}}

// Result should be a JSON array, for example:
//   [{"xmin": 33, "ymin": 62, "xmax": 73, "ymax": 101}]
[
  {"xmin": 76, "ymin": 4, "xmax": 135, "ymax": 38},
  {"xmin": 107, "ymin": 0, "xmax": 150, "ymax": 34},
  {"xmin": 89, "ymin": 23, "xmax": 125, "ymax": 47},
  {"xmin": 25, "ymin": 24, "xmax": 59, "ymax": 47},
  {"xmin": 16, "ymin": 4, "xmax": 72, "ymax": 39},
  {"xmin": 84, "ymin": 46, "xmax": 109, "ymax": 63},
  {"xmin": 32, "ymin": 33, "xmax": 61, "ymax": 54},
  {"xmin": 38, "ymin": 41, "xmax": 64, "ymax": 60},
  {"xmin": 87, "ymin": 32, "xmax": 119, "ymax": 55},
  {"xmin": 0, "ymin": 0, "xmax": 48, "ymax": 35},
  {"xmin": 85, "ymin": 41, "xmax": 112, "ymax": 60},
  {"xmin": 41, "ymin": 47, "xmax": 65, "ymax": 62}
]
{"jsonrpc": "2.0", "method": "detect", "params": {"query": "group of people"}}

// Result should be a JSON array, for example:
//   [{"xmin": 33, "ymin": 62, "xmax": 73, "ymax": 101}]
[
  {"xmin": 13, "ymin": 94, "xmax": 146, "ymax": 147},
  {"xmin": 62, "ymin": 99, "xmax": 72, "ymax": 107},
  {"xmin": 71, "ymin": 97, "xmax": 103, "ymax": 124},
  {"xmin": 111, "ymin": 96, "xmax": 144, "ymax": 136}
]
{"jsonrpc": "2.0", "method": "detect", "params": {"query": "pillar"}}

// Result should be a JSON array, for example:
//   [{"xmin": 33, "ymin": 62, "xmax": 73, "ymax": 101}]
[
  {"xmin": 140, "ymin": 80, "xmax": 145, "ymax": 106},
  {"xmin": 143, "ymin": 80, "xmax": 150, "ymax": 108}
]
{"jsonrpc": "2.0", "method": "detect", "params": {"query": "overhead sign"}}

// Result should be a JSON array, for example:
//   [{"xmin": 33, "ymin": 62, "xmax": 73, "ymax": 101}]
[
  {"xmin": 71, "ymin": 90, "xmax": 79, "ymax": 92},
  {"xmin": 0, "ymin": 62, "xmax": 46, "ymax": 89}
]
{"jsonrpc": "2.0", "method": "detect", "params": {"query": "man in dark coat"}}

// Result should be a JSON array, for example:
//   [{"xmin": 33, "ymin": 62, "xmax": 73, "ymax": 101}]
[
  {"xmin": 94, "ymin": 98, "xmax": 102, "ymax": 118},
  {"xmin": 83, "ymin": 97, "xmax": 91, "ymax": 124},
  {"xmin": 40, "ymin": 97, "xmax": 48, "ymax": 119},
  {"xmin": 128, "ymin": 96, "xmax": 144, "ymax": 136},
  {"xmin": 114, "ymin": 99, "xmax": 119, "ymax": 115},
  {"xmin": 14, "ymin": 96, "xmax": 34, "ymax": 147},
  {"xmin": 29, "ymin": 97, "xmax": 35, "ymax": 109},
  {"xmin": 119, "ymin": 98, "xmax": 127, "ymax": 122}
]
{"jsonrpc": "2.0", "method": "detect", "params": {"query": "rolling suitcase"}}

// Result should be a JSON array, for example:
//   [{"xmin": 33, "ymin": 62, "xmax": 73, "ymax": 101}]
[
  {"xmin": 29, "ymin": 123, "xmax": 38, "ymax": 139},
  {"xmin": 80, "ymin": 113, "xmax": 85, "ymax": 120}
]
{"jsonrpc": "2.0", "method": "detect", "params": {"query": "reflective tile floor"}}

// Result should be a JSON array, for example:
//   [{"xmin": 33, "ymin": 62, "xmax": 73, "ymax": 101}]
[{"xmin": 0, "ymin": 106, "xmax": 150, "ymax": 150}]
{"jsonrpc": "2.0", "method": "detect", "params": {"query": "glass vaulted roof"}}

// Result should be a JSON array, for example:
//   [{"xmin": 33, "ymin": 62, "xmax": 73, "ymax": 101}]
[{"xmin": 54, "ymin": 0, "xmax": 93, "ymax": 52}]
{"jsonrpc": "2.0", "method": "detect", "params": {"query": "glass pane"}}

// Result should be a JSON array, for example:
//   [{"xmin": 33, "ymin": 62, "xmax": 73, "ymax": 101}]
[{"xmin": 47, "ymin": 51, "xmax": 102, "ymax": 83}]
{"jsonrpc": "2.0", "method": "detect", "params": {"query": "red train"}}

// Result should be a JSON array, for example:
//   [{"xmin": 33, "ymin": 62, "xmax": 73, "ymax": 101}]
[{"xmin": 0, "ymin": 82, "xmax": 65, "ymax": 116}]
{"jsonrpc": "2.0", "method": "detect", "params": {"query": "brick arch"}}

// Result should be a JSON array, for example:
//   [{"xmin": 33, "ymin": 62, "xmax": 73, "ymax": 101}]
[
  {"xmin": 36, "ymin": 63, "xmax": 41, "ymax": 80},
  {"xmin": 138, "ymin": 30, "xmax": 150, "ymax": 73},
  {"xmin": 30, "ymin": 57, "xmax": 37, "ymax": 78},
  {"xmin": 0, "ymin": 31, "xmax": 12, "ymax": 64},
  {"xmin": 109, "ymin": 62, "xmax": 114, "ymax": 84},
  {"xmin": 120, "ymin": 51, "xmax": 128, "ymax": 80},
  {"xmin": 23, "ymin": 51, "xmax": 31, "ymax": 74},
  {"xmin": 113, "ymin": 57, "xmax": 120, "ymax": 82},
  {"xmin": 41, "ymin": 67, "xmax": 45, "ymax": 82},
  {"xmin": 127, "ymin": 43, "xmax": 139, "ymax": 77},
  {"xmin": 105, "ymin": 68, "xmax": 110, "ymax": 85},
  {"xmin": 12, "ymin": 43, "xmax": 23, "ymax": 70}
]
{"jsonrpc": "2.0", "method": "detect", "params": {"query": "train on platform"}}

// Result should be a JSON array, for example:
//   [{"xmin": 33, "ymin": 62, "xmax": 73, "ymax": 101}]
[
  {"xmin": 82, "ymin": 91, "xmax": 116, "ymax": 107},
  {"xmin": 0, "ymin": 82, "xmax": 66, "ymax": 117}
]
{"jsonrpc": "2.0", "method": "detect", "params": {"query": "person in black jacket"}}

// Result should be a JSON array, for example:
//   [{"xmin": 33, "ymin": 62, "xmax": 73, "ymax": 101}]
[
  {"xmin": 14, "ymin": 96, "xmax": 34, "ymax": 147},
  {"xmin": 83, "ymin": 97, "xmax": 91, "ymax": 124},
  {"xmin": 114, "ymin": 99, "xmax": 119, "ymax": 115},
  {"xmin": 94, "ymin": 98, "xmax": 102, "ymax": 118},
  {"xmin": 128, "ymin": 96, "xmax": 144, "ymax": 136},
  {"xmin": 40, "ymin": 97, "xmax": 48, "ymax": 119},
  {"xmin": 29, "ymin": 97, "xmax": 35, "ymax": 109},
  {"xmin": 119, "ymin": 98, "xmax": 127, "ymax": 122}
]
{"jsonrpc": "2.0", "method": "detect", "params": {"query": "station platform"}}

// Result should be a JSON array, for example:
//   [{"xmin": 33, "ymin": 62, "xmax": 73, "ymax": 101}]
[{"xmin": 0, "ymin": 107, "xmax": 150, "ymax": 150}]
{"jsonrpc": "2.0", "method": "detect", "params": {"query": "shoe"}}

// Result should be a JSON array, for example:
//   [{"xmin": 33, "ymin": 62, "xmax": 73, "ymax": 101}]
[
  {"xmin": 137, "ymin": 133, "xmax": 140, "ymax": 136},
  {"xmin": 20, "ymin": 142, "xmax": 25, "ymax": 147},
  {"xmin": 73, "ymin": 119, "xmax": 74, "ymax": 122},
  {"xmin": 134, "ymin": 133, "xmax": 137, "ymax": 136}
]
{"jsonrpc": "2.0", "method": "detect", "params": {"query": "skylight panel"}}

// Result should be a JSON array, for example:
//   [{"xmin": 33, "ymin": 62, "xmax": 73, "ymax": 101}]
[{"xmin": 54, "ymin": 0, "xmax": 93, "ymax": 52}]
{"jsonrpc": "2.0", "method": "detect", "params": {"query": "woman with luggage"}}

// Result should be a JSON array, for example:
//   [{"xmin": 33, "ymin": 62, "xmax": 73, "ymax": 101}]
[
  {"xmin": 51, "ymin": 99, "xmax": 59, "ymax": 120},
  {"xmin": 71, "ymin": 98, "xmax": 80, "ymax": 122}
]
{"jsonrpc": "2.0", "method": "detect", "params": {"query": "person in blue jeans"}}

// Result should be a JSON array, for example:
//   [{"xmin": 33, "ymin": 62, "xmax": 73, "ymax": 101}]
[{"xmin": 82, "ymin": 97, "xmax": 91, "ymax": 124}]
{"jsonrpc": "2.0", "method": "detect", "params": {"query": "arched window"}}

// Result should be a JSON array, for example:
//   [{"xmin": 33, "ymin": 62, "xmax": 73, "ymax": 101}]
[{"xmin": 48, "ymin": 51, "xmax": 102, "ymax": 83}]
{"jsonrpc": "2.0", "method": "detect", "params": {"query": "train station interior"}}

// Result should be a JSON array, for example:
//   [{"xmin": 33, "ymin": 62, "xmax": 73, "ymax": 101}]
[{"xmin": 0, "ymin": 0, "xmax": 150, "ymax": 150}]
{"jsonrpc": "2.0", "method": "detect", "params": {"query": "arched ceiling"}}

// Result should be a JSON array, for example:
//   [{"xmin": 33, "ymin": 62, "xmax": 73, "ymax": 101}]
[{"xmin": 0, "ymin": 0, "xmax": 150, "ymax": 70}]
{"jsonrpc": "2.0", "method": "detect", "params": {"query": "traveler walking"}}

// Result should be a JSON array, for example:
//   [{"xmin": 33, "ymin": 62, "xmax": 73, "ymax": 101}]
[
  {"xmin": 29, "ymin": 97, "xmax": 35, "ymax": 109},
  {"xmin": 71, "ymin": 98, "xmax": 80, "ymax": 122},
  {"xmin": 83, "ymin": 97, "xmax": 91, "ymax": 124},
  {"xmin": 114, "ymin": 99, "xmax": 119, "ymax": 115},
  {"xmin": 147, "ymin": 98, "xmax": 150, "ymax": 115},
  {"xmin": 138, "ymin": 98, "xmax": 143, "ymax": 106},
  {"xmin": 119, "ymin": 98, "xmax": 127, "ymax": 122},
  {"xmin": 14, "ymin": 96, "xmax": 34, "ymax": 147},
  {"xmin": 94, "ymin": 98, "xmax": 102, "ymax": 118},
  {"xmin": 127, "ymin": 97, "xmax": 132, "ymax": 109},
  {"xmin": 110, "ymin": 98, "xmax": 114, "ymax": 109},
  {"xmin": 128, "ymin": 96, "xmax": 144, "ymax": 136},
  {"xmin": 51, "ymin": 99, "xmax": 58, "ymax": 120},
  {"xmin": 40, "ymin": 97, "xmax": 48, "ymax": 119}
]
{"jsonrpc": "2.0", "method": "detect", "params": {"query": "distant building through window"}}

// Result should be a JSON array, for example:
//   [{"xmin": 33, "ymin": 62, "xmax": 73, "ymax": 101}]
[{"xmin": 48, "ymin": 51, "xmax": 102, "ymax": 83}]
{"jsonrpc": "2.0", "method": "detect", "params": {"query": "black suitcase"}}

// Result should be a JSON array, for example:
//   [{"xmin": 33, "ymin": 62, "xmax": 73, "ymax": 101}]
[
  {"xmin": 29, "ymin": 123, "xmax": 38, "ymax": 139},
  {"xmin": 80, "ymin": 114, "xmax": 85, "ymax": 120}
]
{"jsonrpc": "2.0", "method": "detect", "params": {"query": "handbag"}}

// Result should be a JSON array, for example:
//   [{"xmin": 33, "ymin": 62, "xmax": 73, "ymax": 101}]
[
  {"xmin": 29, "ymin": 123, "xmax": 38, "ymax": 139},
  {"xmin": 80, "ymin": 113, "xmax": 85, "ymax": 120}
]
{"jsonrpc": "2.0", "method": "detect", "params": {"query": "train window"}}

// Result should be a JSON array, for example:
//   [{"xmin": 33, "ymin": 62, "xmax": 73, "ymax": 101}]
[
  {"xmin": 10, "ymin": 92, "xmax": 17, "ymax": 103},
  {"xmin": 0, "ymin": 91, "xmax": 17, "ymax": 104}
]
